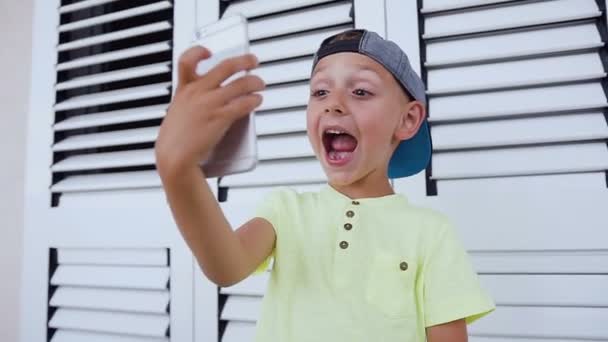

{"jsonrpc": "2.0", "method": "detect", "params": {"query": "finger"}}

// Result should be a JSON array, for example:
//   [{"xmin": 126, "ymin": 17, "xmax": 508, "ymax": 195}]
[
  {"xmin": 214, "ymin": 75, "xmax": 265, "ymax": 104},
  {"xmin": 199, "ymin": 54, "xmax": 259, "ymax": 91},
  {"xmin": 221, "ymin": 94, "xmax": 263, "ymax": 121},
  {"xmin": 177, "ymin": 46, "xmax": 211, "ymax": 88}
]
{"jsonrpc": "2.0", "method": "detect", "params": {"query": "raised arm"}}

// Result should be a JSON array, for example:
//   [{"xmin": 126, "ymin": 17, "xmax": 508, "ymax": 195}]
[{"xmin": 155, "ymin": 46, "xmax": 274, "ymax": 287}]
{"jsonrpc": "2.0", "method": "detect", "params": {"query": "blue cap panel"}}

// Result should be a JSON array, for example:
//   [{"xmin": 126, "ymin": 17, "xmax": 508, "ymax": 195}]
[{"xmin": 388, "ymin": 120, "xmax": 431, "ymax": 178}]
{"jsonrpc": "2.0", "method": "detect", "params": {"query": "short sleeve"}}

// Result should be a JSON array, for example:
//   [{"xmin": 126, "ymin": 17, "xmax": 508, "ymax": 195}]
[
  {"xmin": 251, "ymin": 189, "xmax": 283, "ymax": 275},
  {"xmin": 422, "ymin": 221, "xmax": 495, "ymax": 327}
]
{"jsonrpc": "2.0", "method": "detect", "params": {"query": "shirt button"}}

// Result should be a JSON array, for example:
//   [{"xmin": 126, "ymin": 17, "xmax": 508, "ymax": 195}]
[
  {"xmin": 340, "ymin": 241, "xmax": 349, "ymax": 249},
  {"xmin": 400, "ymin": 261, "xmax": 409, "ymax": 271},
  {"xmin": 352, "ymin": 201, "xmax": 360, "ymax": 205},
  {"xmin": 344, "ymin": 223, "xmax": 352, "ymax": 231},
  {"xmin": 346, "ymin": 210, "xmax": 355, "ymax": 218}
]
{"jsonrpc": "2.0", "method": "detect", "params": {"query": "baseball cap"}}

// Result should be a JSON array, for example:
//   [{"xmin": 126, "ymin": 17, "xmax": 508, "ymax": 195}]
[{"xmin": 311, "ymin": 29, "xmax": 431, "ymax": 179}]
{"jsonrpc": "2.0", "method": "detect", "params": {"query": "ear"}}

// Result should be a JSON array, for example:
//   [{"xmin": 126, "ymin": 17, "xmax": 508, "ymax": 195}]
[{"xmin": 394, "ymin": 101, "xmax": 427, "ymax": 141}]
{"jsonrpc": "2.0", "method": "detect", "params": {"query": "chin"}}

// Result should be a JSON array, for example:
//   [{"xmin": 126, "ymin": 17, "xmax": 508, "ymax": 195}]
[{"xmin": 324, "ymin": 170, "xmax": 361, "ymax": 187}]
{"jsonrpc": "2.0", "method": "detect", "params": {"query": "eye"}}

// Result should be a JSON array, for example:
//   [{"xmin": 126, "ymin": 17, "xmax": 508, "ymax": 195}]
[
  {"xmin": 353, "ymin": 88, "xmax": 372, "ymax": 97},
  {"xmin": 311, "ymin": 89, "xmax": 328, "ymax": 97}
]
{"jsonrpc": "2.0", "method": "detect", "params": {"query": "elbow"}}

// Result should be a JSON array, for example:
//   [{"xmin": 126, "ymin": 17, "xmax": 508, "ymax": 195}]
[
  {"xmin": 202, "ymin": 269, "xmax": 244, "ymax": 288},
  {"xmin": 212, "ymin": 276, "xmax": 237, "ymax": 288}
]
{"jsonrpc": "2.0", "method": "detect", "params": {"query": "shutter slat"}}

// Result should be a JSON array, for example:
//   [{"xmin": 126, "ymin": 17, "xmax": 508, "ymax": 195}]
[
  {"xmin": 426, "ymin": 22, "xmax": 603, "ymax": 68},
  {"xmin": 248, "ymin": 2, "xmax": 352, "ymax": 40},
  {"xmin": 255, "ymin": 108, "xmax": 307, "ymax": 135},
  {"xmin": 222, "ymin": 321, "xmax": 257, "ymax": 342},
  {"xmin": 49, "ymin": 309, "xmax": 169, "ymax": 337},
  {"xmin": 53, "ymin": 104, "xmax": 167, "ymax": 131},
  {"xmin": 222, "ymin": 158, "xmax": 325, "ymax": 188},
  {"xmin": 52, "ymin": 329, "xmax": 169, "ymax": 342},
  {"xmin": 472, "ymin": 251, "xmax": 608, "ymax": 274},
  {"xmin": 430, "ymin": 41, "xmax": 604, "ymax": 69},
  {"xmin": 470, "ymin": 306, "xmax": 608, "ymax": 339},
  {"xmin": 50, "ymin": 287, "xmax": 169, "ymax": 313},
  {"xmin": 224, "ymin": 0, "xmax": 336, "ymax": 18},
  {"xmin": 54, "ymin": 83, "xmax": 171, "ymax": 111},
  {"xmin": 251, "ymin": 26, "xmax": 350, "ymax": 63},
  {"xmin": 427, "ymin": 53, "xmax": 605, "ymax": 95},
  {"xmin": 59, "ymin": 2, "xmax": 173, "ymax": 32},
  {"xmin": 56, "ymin": 42, "xmax": 171, "ymax": 72},
  {"xmin": 57, "ymin": 248, "xmax": 168, "ymax": 266},
  {"xmin": 52, "ymin": 149, "xmax": 155, "ymax": 172},
  {"xmin": 429, "ymin": 82, "xmax": 608, "ymax": 122},
  {"xmin": 423, "ymin": 0, "xmax": 601, "ymax": 39},
  {"xmin": 259, "ymin": 83, "xmax": 309, "ymax": 111},
  {"xmin": 432, "ymin": 112, "xmax": 608, "ymax": 151},
  {"xmin": 252, "ymin": 57, "xmax": 313, "ymax": 85},
  {"xmin": 431, "ymin": 142, "xmax": 608, "ymax": 180},
  {"xmin": 221, "ymin": 296, "xmax": 262, "ymax": 322},
  {"xmin": 59, "ymin": 0, "xmax": 119, "ymax": 14},
  {"xmin": 56, "ymin": 63, "xmax": 171, "ymax": 91},
  {"xmin": 221, "ymin": 273, "xmax": 269, "ymax": 296},
  {"xmin": 428, "ymin": 72, "xmax": 606, "ymax": 96},
  {"xmin": 258, "ymin": 134, "xmax": 313, "ymax": 160},
  {"xmin": 421, "ymin": 0, "xmax": 515, "ymax": 14},
  {"xmin": 57, "ymin": 22, "xmax": 172, "ymax": 52},
  {"xmin": 481, "ymin": 274, "xmax": 608, "ymax": 306},
  {"xmin": 52, "ymin": 127, "xmax": 158, "ymax": 152},
  {"xmin": 51, "ymin": 170, "xmax": 160, "ymax": 193},
  {"xmin": 51, "ymin": 265, "xmax": 169, "ymax": 290}
]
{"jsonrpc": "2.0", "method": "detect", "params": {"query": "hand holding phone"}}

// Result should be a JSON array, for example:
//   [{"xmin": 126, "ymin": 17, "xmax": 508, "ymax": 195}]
[
  {"xmin": 193, "ymin": 15, "xmax": 259, "ymax": 177},
  {"xmin": 155, "ymin": 15, "xmax": 264, "ymax": 179}
]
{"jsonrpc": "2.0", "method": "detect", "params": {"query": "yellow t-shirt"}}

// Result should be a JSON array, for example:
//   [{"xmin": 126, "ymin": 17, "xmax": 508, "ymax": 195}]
[{"xmin": 252, "ymin": 185, "xmax": 495, "ymax": 342}]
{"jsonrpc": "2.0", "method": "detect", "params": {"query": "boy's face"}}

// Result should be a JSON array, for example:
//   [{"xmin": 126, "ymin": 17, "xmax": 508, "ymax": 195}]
[{"xmin": 307, "ymin": 52, "xmax": 418, "ymax": 187}]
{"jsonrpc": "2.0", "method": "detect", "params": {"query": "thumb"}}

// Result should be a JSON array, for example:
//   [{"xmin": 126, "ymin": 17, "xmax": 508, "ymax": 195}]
[{"xmin": 177, "ymin": 46, "xmax": 211, "ymax": 89}]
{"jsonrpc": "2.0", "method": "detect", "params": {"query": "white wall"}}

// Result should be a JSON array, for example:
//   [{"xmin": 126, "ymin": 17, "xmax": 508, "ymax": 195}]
[{"xmin": 0, "ymin": 1, "xmax": 33, "ymax": 341}]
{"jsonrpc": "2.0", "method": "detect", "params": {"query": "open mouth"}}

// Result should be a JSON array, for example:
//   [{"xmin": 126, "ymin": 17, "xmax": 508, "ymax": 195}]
[{"xmin": 322, "ymin": 127, "xmax": 358, "ymax": 165}]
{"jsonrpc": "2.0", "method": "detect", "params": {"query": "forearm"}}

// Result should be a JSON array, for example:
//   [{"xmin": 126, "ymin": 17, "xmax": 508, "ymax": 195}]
[{"xmin": 158, "ymin": 163, "xmax": 249, "ymax": 286}]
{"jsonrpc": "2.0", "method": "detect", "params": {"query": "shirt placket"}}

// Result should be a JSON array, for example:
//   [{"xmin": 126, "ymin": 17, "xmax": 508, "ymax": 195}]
[{"xmin": 333, "ymin": 199, "xmax": 362, "ymax": 289}]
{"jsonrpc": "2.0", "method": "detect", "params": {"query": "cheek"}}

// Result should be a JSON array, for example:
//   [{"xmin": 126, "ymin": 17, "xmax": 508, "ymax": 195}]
[
  {"xmin": 306, "ymin": 108, "xmax": 320, "ymax": 151},
  {"xmin": 357, "ymin": 110, "xmax": 395, "ymax": 150}
]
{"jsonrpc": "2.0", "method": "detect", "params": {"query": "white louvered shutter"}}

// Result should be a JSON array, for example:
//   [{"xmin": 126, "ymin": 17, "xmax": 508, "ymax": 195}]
[
  {"xmin": 221, "ymin": 0, "xmax": 355, "ymax": 189},
  {"xmin": 48, "ymin": 248, "xmax": 171, "ymax": 342},
  {"xmin": 213, "ymin": 1, "xmax": 355, "ymax": 340},
  {"xmin": 22, "ymin": 1, "xmax": 199, "ymax": 342},
  {"xmin": 388, "ymin": 0, "xmax": 608, "ymax": 340},
  {"xmin": 421, "ymin": 0, "xmax": 608, "ymax": 183},
  {"xmin": 50, "ymin": 0, "xmax": 175, "ymax": 204}
]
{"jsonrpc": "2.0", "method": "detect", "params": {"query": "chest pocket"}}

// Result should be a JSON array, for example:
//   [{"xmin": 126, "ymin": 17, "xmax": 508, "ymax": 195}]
[{"xmin": 365, "ymin": 252, "xmax": 417, "ymax": 319}]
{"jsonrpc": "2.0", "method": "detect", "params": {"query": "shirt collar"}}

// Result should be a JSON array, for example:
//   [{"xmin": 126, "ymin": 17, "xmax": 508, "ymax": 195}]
[{"xmin": 320, "ymin": 183, "xmax": 408, "ymax": 207}]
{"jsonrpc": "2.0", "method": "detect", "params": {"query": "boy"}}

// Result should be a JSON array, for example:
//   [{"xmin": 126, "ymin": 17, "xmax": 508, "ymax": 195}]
[{"xmin": 155, "ymin": 29, "xmax": 495, "ymax": 341}]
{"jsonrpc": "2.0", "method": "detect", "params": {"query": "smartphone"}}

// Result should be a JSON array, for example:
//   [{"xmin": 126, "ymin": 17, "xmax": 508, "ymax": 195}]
[{"xmin": 193, "ymin": 14, "xmax": 258, "ymax": 178}]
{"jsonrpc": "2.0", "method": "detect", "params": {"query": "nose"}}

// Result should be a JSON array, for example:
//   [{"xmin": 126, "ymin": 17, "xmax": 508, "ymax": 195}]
[
  {"xmin": 324, "ymin": 94, "xmax": 346, "ymax": 115},
  {"xmin": 324, "ymin": 106, "xmax": 343, "ymax": 114}
]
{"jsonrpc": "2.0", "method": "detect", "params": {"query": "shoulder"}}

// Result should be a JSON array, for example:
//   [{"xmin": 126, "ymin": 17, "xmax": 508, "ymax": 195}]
[
  {"xmin": 399, "ymin": 202, "xmax": 453, "ymax": 236},
  {"xmin": 260, "ymin": 186, "xmax": 320, "ymax": 207},
  {"xmin": 263, "ymin": 186, "xmax": 307, "ymax": 200}
]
